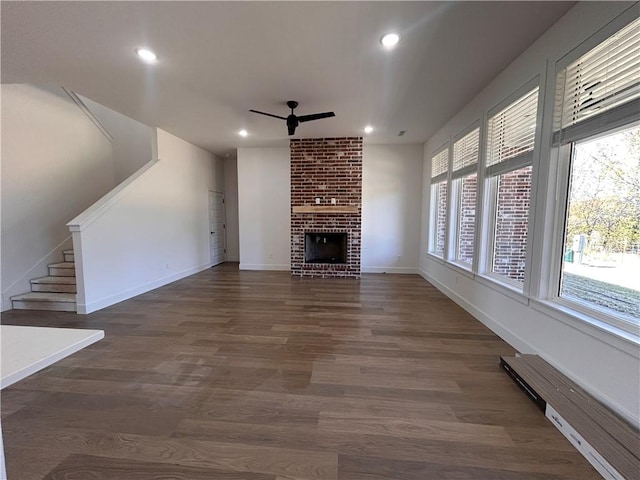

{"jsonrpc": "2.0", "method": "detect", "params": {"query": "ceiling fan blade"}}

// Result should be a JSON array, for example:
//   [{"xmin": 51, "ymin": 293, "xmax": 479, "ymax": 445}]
[
  {"xmin": 249, "ymin": 109, "xmax": 287, "ymax": 120},
  {"xmin": 288, "ymin": 124, "xmax": 297, "ymax": 136},
  {"xmin": 297, "ymin": 112, "xmax": 336, "ymax": 123}
]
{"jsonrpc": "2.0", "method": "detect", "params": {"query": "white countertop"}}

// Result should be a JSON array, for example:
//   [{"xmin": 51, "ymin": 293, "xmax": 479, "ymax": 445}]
[{"xmin": 0, "ymin": 325, "xmax": 104, "ymax": 389}]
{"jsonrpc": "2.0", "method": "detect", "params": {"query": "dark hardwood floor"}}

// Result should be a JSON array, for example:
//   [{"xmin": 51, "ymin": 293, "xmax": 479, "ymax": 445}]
[{"xmin": 1, "ymin": 264, "xmax": 600, "ymax": 479}]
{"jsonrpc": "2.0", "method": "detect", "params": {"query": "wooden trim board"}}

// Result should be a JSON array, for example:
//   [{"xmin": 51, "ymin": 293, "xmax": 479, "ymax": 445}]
[
  {"xmin": 501, "ymin": 354, "xmax": 639, "ymax": 480},
  {"xmin": 292, "ymin": 206, "xmax": 359, "ymax": 214}
]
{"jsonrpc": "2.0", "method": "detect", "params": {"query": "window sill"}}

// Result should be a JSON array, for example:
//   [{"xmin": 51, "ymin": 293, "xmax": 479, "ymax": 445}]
[
  {"xmin": 426, "ymin": 252, "xmax": 446, "ymax": 265},
  {"xmin": 426, "ymin": 256, "xmax": 529, "ymax": 305},
  {"xmin": 475, "ymin": 273, "xmax": 530, "ymax": 306},
  {"xmin": 423, "ymin": 255, "xmax": 639, "ymax": 355},
  {"xmin": 530, "ymin": 298, "xmax": 640, "ymax": 357},
  {"xmin": 446, "ymin": 261, "xmax": 475, "ymax": 280}
]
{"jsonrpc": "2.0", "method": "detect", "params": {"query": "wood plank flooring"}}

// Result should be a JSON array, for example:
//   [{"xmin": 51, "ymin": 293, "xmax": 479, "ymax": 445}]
[{"xmin": 1, "ymin": 264, "xmax": 601, "ymax": 479}]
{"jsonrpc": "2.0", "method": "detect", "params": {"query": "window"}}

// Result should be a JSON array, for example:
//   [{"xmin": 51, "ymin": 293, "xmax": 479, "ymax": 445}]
[
  {"xmin": 451, "ymin": 127, "xmax": 480, "ymax": 267},
  {"xmin": 485, "ymin": 87, "xmax": 539, "ymax": 286},
  {"xmin": 553, "ymin": 16, "xmax": 640, "ymax": 328},
  {"xmin": 429, "ymin": 146, "xmax": 449, "ymax": 257},
  {"xmin": 560, "ymin": 126, "xmax": 640, "ymax": 322}
]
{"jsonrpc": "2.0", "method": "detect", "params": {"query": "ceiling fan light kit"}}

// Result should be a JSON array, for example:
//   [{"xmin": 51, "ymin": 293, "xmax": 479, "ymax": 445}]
[{"xmin": 249, "ymin": 101, "xmax": 336, "ymax": 136}]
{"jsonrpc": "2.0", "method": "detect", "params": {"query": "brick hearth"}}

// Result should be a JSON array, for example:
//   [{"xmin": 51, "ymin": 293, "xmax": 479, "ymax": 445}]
[{"xmin": 290, "ymin": 137, "xmax": 362, "ymax": 278}]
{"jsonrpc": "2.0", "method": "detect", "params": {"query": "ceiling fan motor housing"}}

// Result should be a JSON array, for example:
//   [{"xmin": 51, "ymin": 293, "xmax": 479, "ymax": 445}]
[
  {"xmin": 287, "ymin": 115, "xmax": 299, "ymax": 129},
  {"xmin": 287, "ymin": 101, "xmax": 299, "ymax": 134}
]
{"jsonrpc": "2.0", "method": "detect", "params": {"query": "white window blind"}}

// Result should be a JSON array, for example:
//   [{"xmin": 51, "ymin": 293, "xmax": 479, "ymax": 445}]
[
  {"xmin": 431, "ymin": 147, "xmax": 449, "ymax": 181},
  {"xmin": 452, "ymin": 127, "xmax": 479, "ymax": 177},
  {"xmin": 554, "ymin": 16, "xmax": 640, "ymax": 144},
  {"xmin": 486, "ymin": 88, "xmax": 539, "ymax": 170}
]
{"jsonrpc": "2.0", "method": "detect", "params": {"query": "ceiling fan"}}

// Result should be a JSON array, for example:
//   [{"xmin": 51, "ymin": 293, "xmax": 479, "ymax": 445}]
[{"xmin": 249, "ymin": 101, "xmax": 335, "ymax": 136}]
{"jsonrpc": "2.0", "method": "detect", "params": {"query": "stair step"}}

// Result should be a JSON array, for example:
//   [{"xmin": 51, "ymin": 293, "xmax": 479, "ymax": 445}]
[
  {"xmin": 11, "ymin": 292, "xmax": 76, "ymax": 302},
  {"xmin": 49, "ymin": 262, "xmax": 74, "ymax": 268},
  {"xmin": 49, "ymin": 262, "xmax": 75, "ymax": 277},
  {"xmin": 11, "ymin": 292, "xmax": 76, "ymax": 312},
  {"xmin": 31, "ymin": 276, "xmax": 76, "ymax": 285},
  {"xmin": 31, "ymin": 276, "xmax": 77, "ymax": 293},
  {"xmin": 31, "ymin": 284, "xmax": 76, "ymax": 293},
  {"xmin": 63, "ymin": 249, "xmax": 75, "ymax": 262},
  {"xmin": 12, "ymin": 301, "xmax": 76, "ymax": 312}
]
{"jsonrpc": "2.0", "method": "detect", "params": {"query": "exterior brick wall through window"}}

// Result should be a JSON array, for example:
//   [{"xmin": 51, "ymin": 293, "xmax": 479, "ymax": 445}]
[
  {"xmin": 457, "ymin": 174, "xmax": 477, "ymax": 265},
  {"xmin": 435, "ymin": 182, "xmax": 447, "ymax": 256},
  {"xmin": 492, "ymin": 166, "xmax": 532, "ymax": 283}
]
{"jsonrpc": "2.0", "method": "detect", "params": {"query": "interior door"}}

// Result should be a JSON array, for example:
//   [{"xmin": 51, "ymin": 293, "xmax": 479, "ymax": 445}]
[{"xmin": 209, "ymin": 191, "xmax": 226, "ymax": 266}]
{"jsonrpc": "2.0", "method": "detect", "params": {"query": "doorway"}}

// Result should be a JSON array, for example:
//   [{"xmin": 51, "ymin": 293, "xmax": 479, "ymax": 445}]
[{"xmin": 209, "ymin": 191, "xmax": 226, "ymax": 266}]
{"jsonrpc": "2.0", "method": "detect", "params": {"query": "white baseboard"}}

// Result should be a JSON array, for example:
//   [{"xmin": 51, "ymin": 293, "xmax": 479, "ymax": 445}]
[
  {"xmin": 417, "ymin": 268, "xmax": 639, "ymax": 426},
  {"xmin": 361, "ymin": 266, "xmax": 418, "ymax": 274},
  {"xmin": 239, "ymin": 263, "xmax": 290, "ymax": 271},
  {"xmin": 77, "ymin": 262, "xmax": 212, "ymax": 314},
  {"xmin": 418, "ymin": 268, "xmax": 536, "ymax": 355}
]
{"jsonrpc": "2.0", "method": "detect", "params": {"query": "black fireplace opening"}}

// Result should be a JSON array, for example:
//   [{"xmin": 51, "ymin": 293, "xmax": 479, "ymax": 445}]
[{"xmin": 305, "ymin": 232, "xmax": 347, "ymax": 264}]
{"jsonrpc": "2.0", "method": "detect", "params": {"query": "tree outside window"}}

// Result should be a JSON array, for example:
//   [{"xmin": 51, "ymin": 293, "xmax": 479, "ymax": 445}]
[{"xmin": 561, "ymin": 125, "xmax": 640, "ymax": 322}]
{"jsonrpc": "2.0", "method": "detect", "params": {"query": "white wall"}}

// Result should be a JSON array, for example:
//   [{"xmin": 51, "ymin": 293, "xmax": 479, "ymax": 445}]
[
  {"xmin": 237, "ymin": 147, "xmax": 291, "ymax": 270},
  {"xmin": 362, "ymin": 144, "xmax": 423, "ymax": 273},
  {"xmin": 1, "ymin": 84, "xmax": 115, "ymax": 311},
  {"xmin": 420, "ymin": 2, "xmax": 640, "ymax": 423},
  {"xmin": 70, "ymin": 129, "xmax": 223, "ymax": 314},
  {"xmin": 224, "ymin": 157, "xmax": 240, "ymax": 262},
  {"xmin": 80, "ymin": 95, "xmax": 155, "ymax": 183},
  {"xmin": 236, "ymin": 144, "xmax": 424, "ymax": 274}
]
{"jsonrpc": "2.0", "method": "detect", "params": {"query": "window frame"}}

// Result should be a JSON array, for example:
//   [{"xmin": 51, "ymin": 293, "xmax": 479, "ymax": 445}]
[
  {"xmin": 543, "ymin": 11, "xmax": 640, "ymax": 337},
  {"xmin": 479, "ymin": 79, "xmax": 541, "ymax": 291},
  {"xmin": 450, "ymin": 174, "xmax": 478, "ymax": 269},
  {"xmin": 427, "ymin": 143, "xmax": 451, "ymax": 259},
  {"xmin": 428, "ymin": 179, "xmax": 448, "ymax": 258},
  {"xmin": 450, "ymin": 122, "xmax": 481, "ymax": 270},
  {"xmin": 548, "ymin": 123, "xmax": 640, "ymax": 334}
]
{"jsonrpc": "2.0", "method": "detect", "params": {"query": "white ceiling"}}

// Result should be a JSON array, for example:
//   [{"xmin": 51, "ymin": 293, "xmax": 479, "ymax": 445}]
[{"xmin": 1, "ymin": 1, "xmax": 575, "ymax": 157}]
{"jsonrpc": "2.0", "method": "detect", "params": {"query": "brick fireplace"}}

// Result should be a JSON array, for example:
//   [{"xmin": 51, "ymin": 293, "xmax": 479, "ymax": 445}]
[{"xmin": 290, "ymin": 137, "xmax": 362, "ymax": 278}]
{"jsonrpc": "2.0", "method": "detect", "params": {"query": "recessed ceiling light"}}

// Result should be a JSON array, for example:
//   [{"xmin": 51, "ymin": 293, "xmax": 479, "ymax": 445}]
[
  {"xmin": 364, "ymin": 126, "xmax": 374, "ymax": 134},
  {"xmin": 380, "ymin": 33, "xmax": 400, "ymax": 49},
  {"xmin": 238, "ymin": 129, "xmax": 248, "ymax": 137},
  {"xmin": 135, "ymin": 48, "xmax": 157, "ymax": 63}
]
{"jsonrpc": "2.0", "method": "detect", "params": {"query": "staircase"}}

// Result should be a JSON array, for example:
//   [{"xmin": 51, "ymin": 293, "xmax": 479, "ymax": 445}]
[{"xmin": 10, "ymin": 250, "xmax": 77, "ymax": 312}]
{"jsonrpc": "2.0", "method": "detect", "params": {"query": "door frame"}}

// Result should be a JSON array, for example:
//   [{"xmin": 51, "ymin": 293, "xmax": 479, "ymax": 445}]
[{"xmin": 208, "ymin": 190, "xmax": 226, "ymax": 266}]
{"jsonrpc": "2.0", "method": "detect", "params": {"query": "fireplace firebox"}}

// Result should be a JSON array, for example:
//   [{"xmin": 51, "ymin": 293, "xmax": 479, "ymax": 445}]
[{"xmin": 304, "ymin": 233, "xmax": 347, "ymax": 264}]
